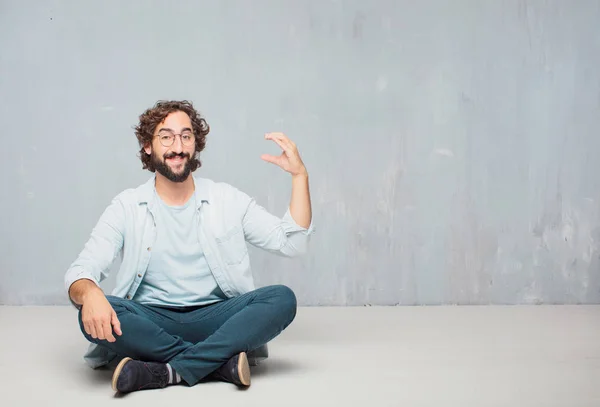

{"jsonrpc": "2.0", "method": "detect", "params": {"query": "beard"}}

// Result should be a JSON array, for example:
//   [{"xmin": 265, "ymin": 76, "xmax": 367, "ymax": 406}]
[{"xmin": 151, "ymin": 150, "xmax": 196, "ymax": 183}]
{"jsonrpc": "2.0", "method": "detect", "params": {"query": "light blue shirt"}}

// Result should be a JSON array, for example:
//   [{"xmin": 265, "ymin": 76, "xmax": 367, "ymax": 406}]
[
  {"xmin": 133, "ymin": 189, "xmax": 225, "ymax": 307},
  {"xmin": 64, "ymin": 175, "xmax": 314, "ymax": 368}
]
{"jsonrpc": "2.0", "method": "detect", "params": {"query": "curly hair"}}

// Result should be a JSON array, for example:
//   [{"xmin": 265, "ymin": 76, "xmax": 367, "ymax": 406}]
[{"xmin": 135, "ymin": 100, "xmax": 210, "ymax": 172}]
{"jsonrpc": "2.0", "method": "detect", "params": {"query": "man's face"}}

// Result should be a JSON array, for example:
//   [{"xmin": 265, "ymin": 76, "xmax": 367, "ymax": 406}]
[{"xmin": 145, "ymin": 111, "xmax": 196, "ymax": 183}]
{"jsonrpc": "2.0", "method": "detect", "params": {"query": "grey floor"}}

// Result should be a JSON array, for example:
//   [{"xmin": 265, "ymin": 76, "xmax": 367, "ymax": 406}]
[{"xmin": 1, "ymin": 305, "xmax": 599, "ymax": 406}]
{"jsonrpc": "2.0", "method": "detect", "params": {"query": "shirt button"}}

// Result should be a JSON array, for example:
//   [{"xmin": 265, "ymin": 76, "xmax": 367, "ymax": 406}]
[
  {"xmin": 137, "ymin": 274, "xmax": 142, "ymax": 278},
  {"xmin": 126, "ymin": 295, "xmax": 131, "ymax": 299},
  {"xmin": 147, "ymin": 247, "xmax": 151, "ymax": 251}
]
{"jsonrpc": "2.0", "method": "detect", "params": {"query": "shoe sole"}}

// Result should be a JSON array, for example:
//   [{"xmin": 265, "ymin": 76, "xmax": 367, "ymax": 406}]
[
  {"xmin": 112, "ymin": 357, "xmax": 133, "ymax": 392},
  {"xmin": 238, "ymin": 352, "xmax": 251, "ymax": 386}
]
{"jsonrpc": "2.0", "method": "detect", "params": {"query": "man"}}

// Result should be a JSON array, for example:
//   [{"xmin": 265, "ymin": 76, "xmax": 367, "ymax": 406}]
[{"xmin": 64, "ymin": 100, "xmax": 314, "ymax": 394}]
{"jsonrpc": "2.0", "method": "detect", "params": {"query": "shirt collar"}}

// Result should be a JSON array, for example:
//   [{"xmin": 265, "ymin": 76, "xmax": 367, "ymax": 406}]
[{"xmin": 137, "ymin": 174, "xmax": 209, "ymax": 210}]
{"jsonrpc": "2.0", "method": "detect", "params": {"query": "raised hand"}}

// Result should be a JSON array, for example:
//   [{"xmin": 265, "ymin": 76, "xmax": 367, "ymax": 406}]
[{"xmin": 261, "ymin": 132, "xmax": 308, "ymax": 177}]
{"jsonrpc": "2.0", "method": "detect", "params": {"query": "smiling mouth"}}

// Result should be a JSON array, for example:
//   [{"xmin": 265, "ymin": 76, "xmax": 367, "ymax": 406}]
[{"xmin": 166, "ymin": 156, "xmax": 186, "ymax": 163}]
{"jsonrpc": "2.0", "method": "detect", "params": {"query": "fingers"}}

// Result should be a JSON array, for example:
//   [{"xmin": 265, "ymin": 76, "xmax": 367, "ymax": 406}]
[
  {"xmin": 86, "ymin": 322, "xmax": 97, "ymax": 339},
  {"xmin": 83, "ymin": 315, "xmax": 119, "ymax": 342},
  {"xmin": 275, "ymin": 134, "xmax": 295, "ymax": 149},
  {"xmin": 86, "ymin": 317, "xmax": 114, "ymax": 342},
  {"xmin": 92, "ymin": 324, "xmax": 102, "ymax": 340},
  {"xmin": 260, "ymin": 154, "xmax": 278, "ymax": 164},
  {"xmin": 265, "ymin": 132, "xmax": 287, "ymax": 141},
  {"xmin": 112, "ymin": 311, "xmax": 122, "ymax": 336},
  {"xmin": 263, "ymin": 133, "xmax": 305, "ymax": 175},
  {"xmin": 265, "ymin": 132, "xmax": 294, "ymax": 145},
  {"xmin": 265, "ymin": 134, "xmax": 291, "ymax": 153},
  {"xmin": 95, "ymin": 319, "xmax": 107, "ymax": 341},
  {"xmin": 81, "ymin": 296, "xmax": 121, "ymax": 343},
  {"xmin": 265, "ymin": 132, "xmax": 297, "ymax": 151},
  {"xmin": 102, "ymin": 318, "xmax": 116, "ymax": 342}
]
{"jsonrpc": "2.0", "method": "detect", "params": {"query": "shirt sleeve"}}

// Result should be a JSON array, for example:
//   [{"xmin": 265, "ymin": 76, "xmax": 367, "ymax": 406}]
[
  {"xmin": 236, "ymin": 188, "xmax": 315, "ymax": 257},
  {"xmin": 64, "ymin": 196, "xmax": 126, "ymax": 307}
]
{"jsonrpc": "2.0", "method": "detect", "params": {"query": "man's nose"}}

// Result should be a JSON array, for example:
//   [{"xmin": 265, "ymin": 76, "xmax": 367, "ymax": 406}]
[{"xmin": 170, "ymin": 135, "xmax": 184, "ymax": 152}]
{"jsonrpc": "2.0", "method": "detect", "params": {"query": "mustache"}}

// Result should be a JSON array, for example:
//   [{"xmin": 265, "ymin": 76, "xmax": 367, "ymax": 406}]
[{"xmin": 164, "ymin": 152, "xmax": 190, "ymax": 159}]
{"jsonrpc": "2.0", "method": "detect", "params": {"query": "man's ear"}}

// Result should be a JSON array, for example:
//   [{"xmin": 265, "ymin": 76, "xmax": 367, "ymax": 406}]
[{"xmin": 143, "ymin": 144, "xmax": 151, "ymax": 156}]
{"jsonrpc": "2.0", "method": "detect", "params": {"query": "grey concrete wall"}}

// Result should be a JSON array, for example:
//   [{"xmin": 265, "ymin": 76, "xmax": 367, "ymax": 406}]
[{"xmin": 1, "ymin": 0, "xmax": 599, "ymax": 305}]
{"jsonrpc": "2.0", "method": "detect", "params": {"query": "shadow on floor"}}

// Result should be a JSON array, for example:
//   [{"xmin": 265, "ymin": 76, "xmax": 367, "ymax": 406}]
[
  {"xmin": 250, "ymin": 357, "xmax": 303, "ymax": 378},
  {"xmin": 83, "ymin": 365, "xmax": 114, "ymax": 385}
]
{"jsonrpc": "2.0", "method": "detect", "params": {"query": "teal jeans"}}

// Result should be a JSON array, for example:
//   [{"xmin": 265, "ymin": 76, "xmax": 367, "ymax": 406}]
[{"xmin": 78, "ymin": 285, "xmax": 297, "ymax": 385}]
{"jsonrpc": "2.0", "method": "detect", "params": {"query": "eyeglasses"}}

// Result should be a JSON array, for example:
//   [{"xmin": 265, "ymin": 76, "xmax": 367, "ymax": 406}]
[{"xmin": 155, "ymin": 130, "xmax": 195, "ymax": 147}]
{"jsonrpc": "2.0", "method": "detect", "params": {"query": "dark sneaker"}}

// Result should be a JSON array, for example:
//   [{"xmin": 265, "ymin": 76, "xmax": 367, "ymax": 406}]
[
  {"xmin": 210, "ymin": 352, "xmax": 251, "ymax": 387},
  {"xmin": 111, "ymin": 357, "xmax": 170, "ymax": 393}
]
